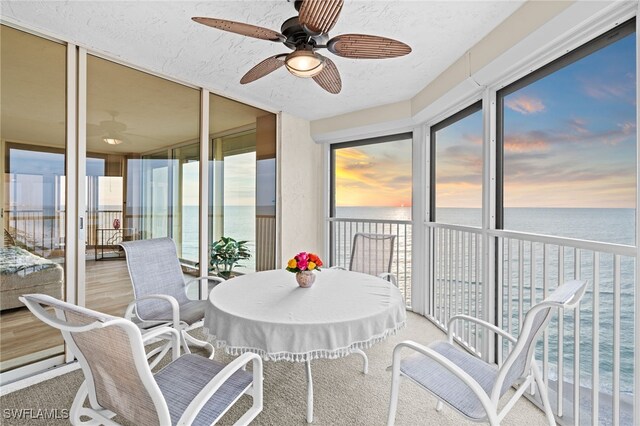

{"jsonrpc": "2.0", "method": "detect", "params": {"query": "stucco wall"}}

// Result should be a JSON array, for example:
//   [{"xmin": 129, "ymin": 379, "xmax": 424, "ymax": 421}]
[{"xmin": 278, "ymin": 112, "xmax": 323, "ymax": 266}]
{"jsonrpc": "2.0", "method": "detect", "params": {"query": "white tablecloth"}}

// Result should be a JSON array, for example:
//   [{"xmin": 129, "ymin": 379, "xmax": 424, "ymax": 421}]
[{"xmin": 204, "ymin": 269, "xmax": 406, "ymax": 362}]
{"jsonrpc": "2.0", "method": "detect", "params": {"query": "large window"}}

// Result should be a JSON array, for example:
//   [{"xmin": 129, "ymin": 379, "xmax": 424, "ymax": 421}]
[
  {"xmin": 497, "ymin": 19, "xmax": 636, "ymax": 422},
  {"xmin": 329, "ymin": 134, "xmax": 413, "ymax": 301},
  {"xmin": 431, "ymin": 101, "xmax": 483, "ymax": 227},
  {"xmin": 331, "ymin": 134, "xmax": 413, "ymax": 221},
  {"xmin": 498, "ymin": 19, "xmax": 636, "ymax": 245}
]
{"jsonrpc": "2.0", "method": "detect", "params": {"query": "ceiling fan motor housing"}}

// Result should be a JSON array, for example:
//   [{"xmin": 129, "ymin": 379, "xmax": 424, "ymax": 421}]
[{"xmin": 281, "ymin": 16, "xmax": 328, "ymax": 49}]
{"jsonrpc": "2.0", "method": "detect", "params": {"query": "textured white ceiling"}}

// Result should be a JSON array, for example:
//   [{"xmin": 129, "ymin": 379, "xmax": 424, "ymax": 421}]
[{"xmin": 1, "ymin": 1, "xmax": 524, "ymax": 120}]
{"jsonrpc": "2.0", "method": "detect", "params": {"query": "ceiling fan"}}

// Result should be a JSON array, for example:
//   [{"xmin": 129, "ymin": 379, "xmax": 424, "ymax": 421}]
[
  {"xmin": 87, "ymin": 112, "xmax": 133, "ymax": 145},
  {"xmin": 192, "ymin": 0, "xmax": 412, "ymax": 94}
]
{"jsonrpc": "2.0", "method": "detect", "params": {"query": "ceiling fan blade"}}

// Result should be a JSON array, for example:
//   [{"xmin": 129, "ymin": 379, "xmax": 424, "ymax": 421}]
[
  {"xmin": 327, "ymin": 34, "xmax": 411, "ymax": 59},
  {"xmin": 313, "ymin": 57, "xmax": 341, "ymax": 94},
  {"xmin": 298, "ymin": 0, "xmax": 344, "ymax": 35},
  {"xmin": 192, "ymin": 17, "xmax": 285, "ymax": 42},
  {"xmin": 240, "ymin": 54, "xmax": 286, "ymax": 84}
]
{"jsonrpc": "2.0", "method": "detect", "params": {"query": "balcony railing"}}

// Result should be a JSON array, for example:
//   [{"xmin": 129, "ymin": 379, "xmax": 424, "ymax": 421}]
[
  {"xmin": 328, "ymin": 217, "xmax": 412, "ymax": 308},
  {"xmin": 425, "ymin": 222, "xmax": 634, "ymax": 425},
  {"xmin": 6, "ymin": 209, "xmax": 124, "ymax": 255}
]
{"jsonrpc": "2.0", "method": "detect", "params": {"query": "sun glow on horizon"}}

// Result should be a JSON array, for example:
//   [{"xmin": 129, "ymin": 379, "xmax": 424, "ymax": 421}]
[{"xmin": 334, "ymin": 139, "xmax": 412, "ymax": 208}]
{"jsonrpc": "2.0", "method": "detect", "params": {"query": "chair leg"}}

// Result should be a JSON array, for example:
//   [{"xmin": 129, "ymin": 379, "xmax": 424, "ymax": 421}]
[
  {"xmin": 436, "ymin": 400, "xmax": 444, "ymax": 412},
  {"xmin": 70, "ymin": 381, "xmax": 88, "ymax": 424},
  {"xmin": 351, "ymin": 348, "xmax": 369, "ymax": 374},
  {"xmin": 147, "ymin": 341, "xmax": 172, "ymax": 369},
  {"xmin": 183, "ymin": 330, "xmax": 215, "ymax": 359},
  {"xmin": 532, "ymin": 363, "xmax": 556, "ymax": 426},
  {"xmin": 71, "ymin": 381, "xmax": 119, "ymax": 426},
  {"xmin": 387, "ymin": 363, "xmax": 401, "ymax": 426}
]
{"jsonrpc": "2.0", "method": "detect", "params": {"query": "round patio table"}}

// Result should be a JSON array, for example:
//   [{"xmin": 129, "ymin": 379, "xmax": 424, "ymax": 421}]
[{"xmin": 204, "ymin": 268, "xmax": 406, "ymax": 423}]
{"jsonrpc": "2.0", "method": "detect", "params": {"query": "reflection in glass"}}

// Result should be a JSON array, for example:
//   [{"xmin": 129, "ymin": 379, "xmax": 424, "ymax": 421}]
[
  {"xmin": 209, "ymin": 95, "xmax": 276, "ymax": 274},
  {"xmin": 85, "ymin": 55, "xmax": 200, "ymax": 314},
  {"xmin": 1, "ymin": 25, "xmax": 66, "ymax": 372}
]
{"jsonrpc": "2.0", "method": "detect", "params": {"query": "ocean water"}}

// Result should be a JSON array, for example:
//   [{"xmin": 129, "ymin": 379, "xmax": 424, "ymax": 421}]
[
  {"xmin": 182, "ymin": 205, "xmax": 256, "ymax": 272},
  {"xmin": 336, "ymin": 206, "xmax": 635, "ymax": 402}
]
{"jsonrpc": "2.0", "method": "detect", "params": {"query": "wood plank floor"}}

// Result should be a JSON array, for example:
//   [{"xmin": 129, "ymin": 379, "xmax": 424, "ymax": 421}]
[{"xmin": 0, "ymin": 260, "xmax": 134, "ymax": 370}]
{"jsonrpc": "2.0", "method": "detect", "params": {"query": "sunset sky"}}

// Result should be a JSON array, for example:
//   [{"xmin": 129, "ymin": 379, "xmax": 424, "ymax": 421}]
[
  {"xmin": 334, "ymin": 138, "xmax": 412, "ymax": 207},
  {"xmin": 336, "ymin": 31, "xmax": 636, "ymax": 210}
]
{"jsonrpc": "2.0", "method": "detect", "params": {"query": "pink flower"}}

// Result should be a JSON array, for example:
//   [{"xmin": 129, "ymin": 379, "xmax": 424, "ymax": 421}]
[
  {"xmin": 297, "ymin": 260, "xmax": 309, "ymax": 270},
  {"xmin": 295, "ymin": 252, "xmax": 309, "ymax": 262}
]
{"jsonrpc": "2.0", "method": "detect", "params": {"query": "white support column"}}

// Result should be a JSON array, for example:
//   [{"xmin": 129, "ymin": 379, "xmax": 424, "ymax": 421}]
[
  {"xmin": 411, "ymin": 125, "xmax": 427, "ymax": 314},
  {"xmin": 634, "ymin": 9, "xmax": 639, "ymax": 426},
  {"xmin": 482, "ymin": 87, "xmax": 497, "ymax": 362},
  {"xmin": 322, "ymin": 142, "xmax": 331, "ymax": 264},
  {"xmin": 275, "ymin": 112, "xmax": 283, "ymax": 268},
  {"xmin": 65, "ymin": 43, "xmax": 78, "ymax": 363},
  {"xmin": 76, "ymin": 47, "xmax": 87, "ymax": 309},
  {"xmin": 199, "ymin": 89, "xmax": 210, "ymax": 298}
]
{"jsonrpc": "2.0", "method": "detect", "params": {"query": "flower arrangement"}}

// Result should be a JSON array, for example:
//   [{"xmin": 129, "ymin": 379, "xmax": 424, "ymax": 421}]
[{"xmin": 286, "ymin": 252, "xmax": 323, "ymax": 273}]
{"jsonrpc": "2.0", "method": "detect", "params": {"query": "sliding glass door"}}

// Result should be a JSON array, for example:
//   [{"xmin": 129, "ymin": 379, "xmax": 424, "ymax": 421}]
[
  {"xmin": 84, "ymin": 54, "xmax": 200, "ymax": 314},
  {"xmin": 209, "ymin": 95, "xmax": 277, "ymax": 274},
  {"xmin": 1, "ymin": 25, "xmax": 67, "ymax": 373},
  {"xmin": 0, "ymin": 24, "xmax": 277, "ymax": 382}
]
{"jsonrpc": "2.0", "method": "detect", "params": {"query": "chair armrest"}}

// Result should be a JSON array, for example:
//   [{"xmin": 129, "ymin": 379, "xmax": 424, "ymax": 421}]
[
  {"xmin": 141, "ymin": 326, "xmax": 180, "ymax": 361},
  {"xmin": 177, "ymin": 352, "xmax": 263, "ymax": 425},
  {"xmin": 184, "ymin": 276, "xmax": 226, "ymax": 300},
  {"xmin": 391, "ymin": 340, "xmax": 494, "ymax": 414},
  {"xmin": 377, "ymin": 272, "xmax": 397, "ymax": 286},
  {"xmin": 133, "ymin": 294, "xmax": 180, "ymax": 327},
  {"xmin": 447, "ymin": 314, "xmax": 517, "ymax": 345}
]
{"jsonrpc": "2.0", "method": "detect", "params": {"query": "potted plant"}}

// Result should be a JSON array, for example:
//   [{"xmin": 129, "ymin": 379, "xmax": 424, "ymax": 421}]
[{"xmin": 209, "ymin": 237, "xmax": 251, "ymax": 279}]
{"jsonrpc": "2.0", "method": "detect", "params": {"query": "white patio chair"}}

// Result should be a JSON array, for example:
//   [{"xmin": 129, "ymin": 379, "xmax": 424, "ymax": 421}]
[
  {"xmin": 20, "ymin": 294, "xmax": 263, "ymax": 426},
  {"xmin": 334, "ymin": 232, "xmax": 397, "ymax": 285},
  {"xmin": 387, "ymin": 279, "xmax": 588, "ymax": 426},
  {"xmin": 120, "ymin": 237, "xmax": 224, "ymax": 360},
  {"xmin": 332, "ymin": 232, "xmax": 398, "ymax": 374}
]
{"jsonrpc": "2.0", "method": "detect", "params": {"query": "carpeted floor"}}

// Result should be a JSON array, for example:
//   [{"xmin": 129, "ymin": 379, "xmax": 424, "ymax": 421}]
[{"xmin": 0, "ymin": 312, "xmax": 547, "ymax": 425}]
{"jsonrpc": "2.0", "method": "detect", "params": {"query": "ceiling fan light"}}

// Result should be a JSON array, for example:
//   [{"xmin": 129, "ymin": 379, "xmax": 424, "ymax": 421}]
[
  {"xmin": 285, "ymin": 50, "xmax": 325, "ymax": 78},
  {"xmin": 103, "ymin": 137, "xmax": 123, "ymax": 145}
]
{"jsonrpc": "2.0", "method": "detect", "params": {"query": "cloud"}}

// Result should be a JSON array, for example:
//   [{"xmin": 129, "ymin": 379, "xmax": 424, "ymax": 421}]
[
  {"xmin": 567, "ymin": 118, "xmax": 589, "ymax": 135},
  {"xmin": 505, "ymin": 95, "xmax": 545, "ymax": 115},
  {"xmin": 580, "ymin": 73, "xmax": 635, "ymax": 105},
  {"xmin": 462, "ymin": 133, "xmax": 483, "ymax": 145},
  {"xmin": 504, "ymin": 131, "xmax": 550, "ymax": 153},
  {"xmin": 342, "ymin": 162, "xmax": 373, "ymax": 170},
  {"xmin": 583, "ymin": 81, "xmax": 629, "ymax": 101}
]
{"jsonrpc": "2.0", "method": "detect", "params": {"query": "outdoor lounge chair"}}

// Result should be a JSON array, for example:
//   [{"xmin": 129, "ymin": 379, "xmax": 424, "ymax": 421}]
[
  {"xmin": 120, "ymin": 238, "xmax": 224, "ymax": 360},
  {"xmin": 387, "ymin": 279, "xmax": 588, "ymax": 426},
  {"xmin": 20, "ymin": 294, "xmax": 263, "ymax": 426}
]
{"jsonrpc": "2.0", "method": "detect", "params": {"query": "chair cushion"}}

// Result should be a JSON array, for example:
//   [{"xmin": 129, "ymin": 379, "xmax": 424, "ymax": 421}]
[
  {"xmin": 142, "ymin": 300, "xmax": 206, "ymax": 326},
  {"xmin": 155, "ymin": 354, "xmax": 253, "ymax": 425},
  {"xmin": 400, "ymin": 341, "xmax": 498, "ymax": 420}
]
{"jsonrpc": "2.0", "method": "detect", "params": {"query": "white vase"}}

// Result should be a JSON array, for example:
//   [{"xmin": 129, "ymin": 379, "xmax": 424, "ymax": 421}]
[{"xmin": 295, "ymin": 271, "xmax": 316, "ymax": 288}]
